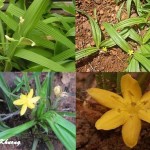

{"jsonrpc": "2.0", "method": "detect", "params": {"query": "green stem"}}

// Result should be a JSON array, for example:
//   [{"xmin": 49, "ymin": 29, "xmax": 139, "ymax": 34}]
[
  {"xmin": 34, "ymin": 73, "xmax": 41, "ymax": 95},
  {"xmin": 23, "ymin": 72, "xmax": 30, "ymax": 92}
]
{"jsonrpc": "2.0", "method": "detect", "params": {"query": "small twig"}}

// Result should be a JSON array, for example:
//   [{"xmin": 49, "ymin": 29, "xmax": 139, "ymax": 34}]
[
  {"xmin": 62, "ymin": 108, "xmax": 71, "ymax": 111},
  {"xmin": 88, "ymin": 63, "xmax": 95, "ymax": 72},
  {"xmin": 0, "ymin": 110, "xmax": 20, "ymax": 121},
  {"xmin": 0, "ymin": 99, "xmax": 4, "ymax": 102}
]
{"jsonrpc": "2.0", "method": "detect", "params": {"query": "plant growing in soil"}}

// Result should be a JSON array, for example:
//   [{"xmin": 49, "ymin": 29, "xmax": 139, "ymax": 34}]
[
  {"xmin": 76, "ymin": 0, "xmax": 150, "ymax": 71},
  {"xmin": 0, "ymin": 72, "xmax": 76, "ymax": 150},
  {"xmin": 0, "ymin": 0, "xmax": 75, "ymax": 71},
  {"xmin": 87, "ymin": 74, "xmax": 150, "ymax": 148},
  {"xmin": 115, "ymin": 0, "xmax": 142, "ymax": 17}
]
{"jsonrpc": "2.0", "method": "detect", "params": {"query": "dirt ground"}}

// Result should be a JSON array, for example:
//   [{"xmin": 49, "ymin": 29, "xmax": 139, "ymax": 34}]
[
  {"xmin": 75, "ymin": 0, "xmax": 143, "ymax": 72},
  {"xmin": 0, "ymin": 73, "xmax": 76, "ymax": 150},
  {"xmin": 76, "ymin": 73, "xmax": 150, "ymax": 150}
]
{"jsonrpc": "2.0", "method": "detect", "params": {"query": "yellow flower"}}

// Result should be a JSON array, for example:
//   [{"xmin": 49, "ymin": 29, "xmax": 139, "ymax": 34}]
[
  {"xmin": 128, "ymin": 50, "xmax": 134, "ymax": 56},
  {"xmin": 13, "ymin": 89, "xmax": 40, "ymax": 116},
  {"xmin": 87, "ymin": 74, "xmax": 150, "ymax": 148},
  {"xmin": 101, "ymin": 47, "xmax": 107, "ymax": 52}
]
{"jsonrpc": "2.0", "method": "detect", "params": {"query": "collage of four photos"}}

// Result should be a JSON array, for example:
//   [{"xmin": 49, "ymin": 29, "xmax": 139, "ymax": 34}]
[{"xmin": 0, "ymin": 0, "xmax": 150, "ymax": 150}]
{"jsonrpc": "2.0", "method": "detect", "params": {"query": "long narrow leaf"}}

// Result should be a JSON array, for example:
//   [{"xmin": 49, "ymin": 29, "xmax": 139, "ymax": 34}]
[
  {"xmin": 0, "ymin": 74, "xmax": 14, "ymax": 111},
  {"xmin": 6, "ymin": 4, "xmax": 74, "ymax": 49},
  {"xmin": 14, "ymin": 49, "xmax": 67, "ymax": 71},
  {"xmin": 89, "ymin": 17, "xmax": 101, "ymax": 48},
  {"xmin": 44, "ymin": 112, "xmax": 76, "ymax": 150},
  {"xmin": 19, "ymin": 0, "xmax": 51, "ymax": 36},
  {"xmin": 36, "ymin": 22, "xmax": 74, "ymax": 49},
  {"xmin": 127, "ymin": 0, "xmax": 132, "ymax": 17},
  {"xmin": 114, "ymin": 17, "xmax": 146, "ymax": 30},
  {"xmin": 0, "ymin": 11, "xmax": 18, "ymax": 31},
  {"xmin": 143, "ymin": 28, "xmax": 150, "ymax": 44},
  {"xmin": 126, "ymin": 58, "xmax": 140, "ymax": 72},
  {"xmin": 101, "ymin": 28, "xmax": 130, "ymax": 47},
  {"xmin": 0, "ymin": 120, "xmax": 36, "ymax": 139},
  {"xmin": 103, "ymin": 22, "xmax": 131, "ymax": 52},
  {"xmin": 76, "ymin": 47, "xmax": 98, "ymax": 60},
  {"xmin": 134, "ymin": 53, "xmax": 150, "ymax": 71},
  {"xmin": 129, "ymin": 28, "xmax": 142, "ymax": 44},
  {"xmin": 52, "ymin": 48, "xmax": 75, "ymax": 62}
]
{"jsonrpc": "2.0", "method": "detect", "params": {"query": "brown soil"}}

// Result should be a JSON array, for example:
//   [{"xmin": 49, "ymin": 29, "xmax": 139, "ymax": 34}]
[
  {"xmin": 76, "ymin": 73, "xmax": 150, "ymax": 150},
  {"xmin": 75, "ymin": 0, "xmax": 138, "ymax": 72},
  {"xmin": 77, "ymin": 48, "xmax": 128, "ymax": 72}
]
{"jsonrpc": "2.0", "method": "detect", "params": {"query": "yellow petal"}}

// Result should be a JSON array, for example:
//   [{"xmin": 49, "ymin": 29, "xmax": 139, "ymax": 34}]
[
  {"xmin": 121, "ymin": 74, "xmax": 142, "ymax": 103},
  {"xmin": 87, "ymin": 88, "xmax": 125, "ymax": 109},
  {"xmin": 138, "ymin": 109, "xmax": 150, "ymax": 123},
  {"xmin": 31, "ymin": 96, "xmax": 40, "ymax": 104},
  {"xmin": 20, "ymin": 105, "xmax": 27, "ymax": 116},
  {"xmin": 95, "ymin": 109, "xmax": 129, "ymax": 130},
  {"xmin": 140, "ymin": 91, "xmax": 150, "ymax": 108},
  {"xmin": 28, "ymin": 89, "xmax": 33, "ymax": 99},
  {"xmin": 122, "ymin": 115, "xmax": 141, "ymax": 148},
  {"xmin": 27, "ymin": 102, "xmax": 35, "ymax": 109},
  {"xmin": 20, "ymin": 94, "xmax": 27, "ymax": 99},
  {"xmin": 13, "ymin": 99, "xmax": 25, "ymax": 105}
]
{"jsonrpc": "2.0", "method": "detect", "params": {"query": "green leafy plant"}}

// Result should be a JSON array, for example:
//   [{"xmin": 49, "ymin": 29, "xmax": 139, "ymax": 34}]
[
  {"xmin": 0, "ymin": 0, "xmax": 75, "ymax": 71},
  {"xmin": 115, "ymin": 0, "xmax": 142, "ymax": 17},
  {"xmin": 76, "ymin": 0, "xmax": 150, "ymax": 71},
  {"xmin": 0, "ymin": 72, "xmax": 76, "ymax": 150}
]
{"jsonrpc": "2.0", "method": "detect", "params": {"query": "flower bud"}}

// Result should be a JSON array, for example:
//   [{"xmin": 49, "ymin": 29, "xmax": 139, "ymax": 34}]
[
  {"xmin": 19, "ymin": 16, "xmax": 24, "ymax": 24},
  {"xmin": 54, "ymin": 85, "xmax": 62, "ymax": 97}
]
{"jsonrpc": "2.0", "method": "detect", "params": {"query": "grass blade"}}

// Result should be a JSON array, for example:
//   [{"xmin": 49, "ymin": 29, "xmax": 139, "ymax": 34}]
[
  {"xmin": 134, "ymin": 52, "xmax": 150, "ymax": 71},
  {"xmin": 126, "ymin": 58, "xmax": 140, "ymax": 72},
  {"xmin": 129, "ymin": 28, "xmax": 142, "ymax": 44},
  {"xmin": 103, "ymin": 22, "xmax": 131, "ymax": 52},
  {"xmin": 76, "ymin": 47, "xmax": 98, "ymax": 60},
  {"xmin": 143, "ymin": 28, "xmax": 150, "ymax": 44},
  {"xmin": 127, "ymin": 0, "xmax": 132, "ymax": 17},
  {"xmin": 0, "ymin": 120, "xmax": 36, "ymax": 139},
  {"xmin": 19, "ymin": 0, "xmax": 51, "ymax": 36},
  {"xmin": 114, "ymin": 17, "xmax": 146, "ymax": 30},
  {"xmin": 14, "ymin": 49, "xmax": 67, "ymax": 72}
]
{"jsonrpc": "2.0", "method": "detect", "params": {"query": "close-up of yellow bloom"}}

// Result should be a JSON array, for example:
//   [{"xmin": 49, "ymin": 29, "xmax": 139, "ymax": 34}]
[
  {"xmin": 87, "ymin": 74, "xmax": 150, "ymax": 148},
  {"xmin": 13, "ymin": 89, "xmax": 40, "ymax": 116}
]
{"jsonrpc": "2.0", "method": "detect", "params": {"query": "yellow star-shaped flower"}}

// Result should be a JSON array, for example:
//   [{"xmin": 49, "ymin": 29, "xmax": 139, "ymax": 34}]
[
  {"xmin": 101, "ymin": 47, "xmax": 107, "ymax": 52},
  {"xmin": 13, "ymin": 89, "xmax": 40, "ymax": 116},
  {"xmin": 128, "ymin": 50, "xmax": 134, "ymax": 56},
  {"xmin": 87, "ymin": 74, "xmax": 150, "ymax": 148}
]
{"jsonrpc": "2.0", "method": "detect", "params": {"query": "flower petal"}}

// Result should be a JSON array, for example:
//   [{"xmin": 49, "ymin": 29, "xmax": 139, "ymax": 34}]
[
  {"xmin": 27, "ymin": 102, "xmax": 35, "ymax": 109},
  {"xmin": 122, "ymin": 115, "xmax": 141, "ymax": 148},
  {"xmin": 138, "ymin": 109, "xmax": 150, "ymax": 123},
  {"xmin": 20, "ymin": 105, "xmax": 27, "ymax": 116},
  {"xmin": 121, "ymin": 74, "xmax": 142, "ymax": 103},
  {"xmin": 13, "ymin": 99, "xmax": 25, "ymax": 105},
  {"xmin": 95, "ymin": 109, "xmax": 129, "ymax": 130},
  {"xmin": 140, "ymin": 91, "xmax": 150, "ymax": 108},
  {"xmin": 28, "ymin": 89, "xmax": 33, "ymax": 99},
  {"xmin": 87, "ymin": 88, "xmax": 125, "ymax": 109},
  {"xmin": 31, "ymin": 96, "xmax": 40, "ymax": 104},
  {"xmin": 20, "ymin": 94, "xmax": 27, "ymax": 99}
]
